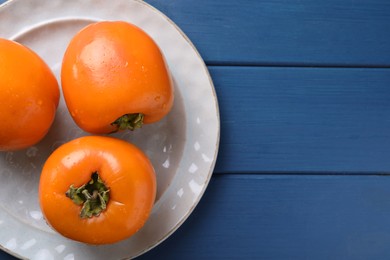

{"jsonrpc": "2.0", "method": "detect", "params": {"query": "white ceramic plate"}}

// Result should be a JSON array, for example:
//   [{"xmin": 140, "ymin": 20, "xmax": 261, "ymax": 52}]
[{"xmin": 0, "ymin": 0, "xmax": 220, "ymax": 259}]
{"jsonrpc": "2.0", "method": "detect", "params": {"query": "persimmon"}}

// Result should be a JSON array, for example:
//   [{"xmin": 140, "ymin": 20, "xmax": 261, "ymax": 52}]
[
  {"xmin": 0, "ymin": 38, "xmax": 59, "ymax": 151},
  {"xmin": 61, "ymin": 21, "xmax": 174, "ymax": 134},
  {"xmin": 39, "ymin": 136, "xmax": 156, "ymax": 244}
]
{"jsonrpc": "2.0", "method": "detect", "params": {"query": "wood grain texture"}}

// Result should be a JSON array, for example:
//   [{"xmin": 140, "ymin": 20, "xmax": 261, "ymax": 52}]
[
  {"xmin": 3, "ymin": 174, "xmax": 390, "ymax": 260},
  {"xmin": 137, "ymin": 174, "xmax": 390, "ymax": 260},
  {"xmin": 212, "ymin": 66, "xmax": 390, "ymax": 173},
  {"xmin": 146, "ymin": 0, "xmax": 390, "ymax": 66},
  {"xmin": 2, "ymin": 0, "xmax": 390, "ymax": 66}
]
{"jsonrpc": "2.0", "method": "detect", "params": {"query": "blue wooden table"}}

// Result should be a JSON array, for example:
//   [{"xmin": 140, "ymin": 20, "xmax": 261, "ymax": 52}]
[{"xmin": 2, "ymin": 0, "xmax": 390, "ymax": 259}]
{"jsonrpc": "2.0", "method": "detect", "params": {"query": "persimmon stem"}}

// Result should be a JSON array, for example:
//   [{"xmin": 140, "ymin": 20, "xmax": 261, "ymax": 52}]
[
  {"xmin": 111, "ymin": 113, "xmax": 144, "ymax": 131},
  {"xmin": 65, "ymin": 172, "xmax": 110, "ymax": 218}
]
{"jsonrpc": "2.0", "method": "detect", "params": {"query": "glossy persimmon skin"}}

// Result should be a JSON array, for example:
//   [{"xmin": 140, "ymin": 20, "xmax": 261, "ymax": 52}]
[
  {"xmin": 61, "ymin": 21, "xmax": 174, "ymax": 134},
  {"xmin": 0, "ymin": 38, "xmax": 59, "ymax": 151},
  {"xmin": 39, "ymin": 136, "xmax": 156, "ymax": 245}
]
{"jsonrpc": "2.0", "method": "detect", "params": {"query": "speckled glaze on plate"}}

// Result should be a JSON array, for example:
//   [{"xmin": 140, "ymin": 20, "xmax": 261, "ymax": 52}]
[{"xmin": 0, "ymin": 0, "xmax": 220, "ymax": 259}]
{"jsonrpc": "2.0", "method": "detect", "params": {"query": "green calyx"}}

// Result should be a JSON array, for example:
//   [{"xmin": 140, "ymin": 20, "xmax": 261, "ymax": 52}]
[
  {"xmin": 65, "ymin": 172, "xmax": 110, "ymax": 219},
  {"xmin": 111, "ymin": 113, "xmax": 144, "ymax": 132}
]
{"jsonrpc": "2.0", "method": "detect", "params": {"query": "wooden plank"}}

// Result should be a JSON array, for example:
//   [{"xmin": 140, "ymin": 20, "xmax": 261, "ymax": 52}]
[
  {"xmin": 212, "ymin": 66, "xmax": 390, "ymax": 173},
  {"xmin": 145, "ymin": 0, "xmax": 390, "ymax": 66},
  {"xmin": 2, "ymin": 174, "xmax": 390, "ymax": 259},
  {"xmin": 138, "ymin": 174, "xmax": 390, "ymax": 260},
  {"xmin": 2, "ymin": 0, "xmax": 390, "ymax": 66}
]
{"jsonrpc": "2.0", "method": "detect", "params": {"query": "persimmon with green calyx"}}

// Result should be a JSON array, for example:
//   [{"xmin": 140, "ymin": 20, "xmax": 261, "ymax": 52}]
[
  {"xmin": 61, "ymin": 21, "xmax": 174, "ymax": 134},
  {"xmin": 0, "ymin": 38, "xmax": 59, "ymax": 151},
  {"xmin": 39, "ymin": 136, "xmax": 157, "ymax": 245}
]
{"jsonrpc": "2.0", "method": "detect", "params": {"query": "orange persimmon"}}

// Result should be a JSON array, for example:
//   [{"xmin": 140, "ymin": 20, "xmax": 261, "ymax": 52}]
[
  {"xmin": 61, "ymin": 21, "xmax": 174, "ymax": 134},
  {"xmin": 39, "ymin": 136, "xmax": 156, "ymax": 244},
  {"xmin": 0, "ymin": 38, "xmax": 59, "ymax": 151}
]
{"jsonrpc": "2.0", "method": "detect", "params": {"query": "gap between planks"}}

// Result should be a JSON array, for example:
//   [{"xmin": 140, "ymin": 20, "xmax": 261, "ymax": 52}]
[
  {"xmin": 206, "ymin": 62, "xmax": 390, "ymax": 69},
  {"xmin": 211, "ymin": 171, "xmax": 390, "ymax": 177}
]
